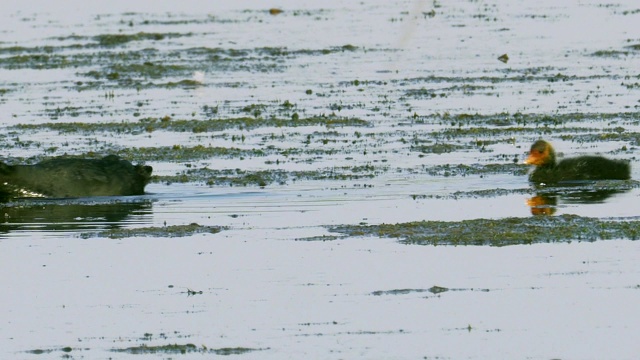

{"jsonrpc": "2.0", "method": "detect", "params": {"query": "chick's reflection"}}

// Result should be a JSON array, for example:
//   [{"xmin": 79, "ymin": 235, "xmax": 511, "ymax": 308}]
[
  {"xmin": 526, "ymin": 195, "xmax": 557, "ymax": 216},
  {"xmin": 526, "ymin": 187, "xmax": 628, "ymax": 216}
]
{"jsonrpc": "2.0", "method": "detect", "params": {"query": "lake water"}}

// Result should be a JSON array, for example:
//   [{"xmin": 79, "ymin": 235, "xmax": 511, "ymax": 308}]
[{"xmin": 1, "ymin": 0, "xmax": 639, "ymax": 358}]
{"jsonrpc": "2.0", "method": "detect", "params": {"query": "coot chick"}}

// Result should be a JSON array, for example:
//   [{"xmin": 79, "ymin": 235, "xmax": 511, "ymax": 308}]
[
  {"xmin": 0, "ymin": 155, "xmax": 152, "ymax": 198},
  {"xmin": 524, "ymin": 140, "xmax": 630, "ymax": 184}
]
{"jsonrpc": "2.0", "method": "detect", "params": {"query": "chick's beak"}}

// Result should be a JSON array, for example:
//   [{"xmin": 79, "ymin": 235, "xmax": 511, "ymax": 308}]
[
  {"xmin": 523, "ymin": 154, "xmax": 534, "ymax": 165},
  {"xmin": 524, "ymin": 152, "xmax": 542, "ymax": 165}
]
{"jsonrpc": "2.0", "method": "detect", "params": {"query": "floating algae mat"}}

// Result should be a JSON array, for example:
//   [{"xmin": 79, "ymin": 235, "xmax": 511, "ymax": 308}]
[
  {"xmin": 80, "ymin": 223, "xmax": 223, "ymax": 239},
  {"xmin": 328, "ymin": 214, "xmax": 640, "ymax": 246},
  {"xmin": 111, "ymin": 343, "xmax": 265, "ymax": 355}
]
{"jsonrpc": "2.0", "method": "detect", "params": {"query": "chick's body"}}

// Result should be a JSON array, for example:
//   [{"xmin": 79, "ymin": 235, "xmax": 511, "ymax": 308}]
[{"xmin": 525, "ymin": 140, "xmax": 630, "ymax": 183}]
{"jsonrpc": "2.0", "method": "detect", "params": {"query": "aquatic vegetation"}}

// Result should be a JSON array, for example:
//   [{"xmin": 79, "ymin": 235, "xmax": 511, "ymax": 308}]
[
  {"xmin": 328, "ymin": 214, "xmax": 640, "ymax": 246},
  {"xmin": 117, "ymin": 145, "xmax": 267, "ymax": 162},
  {"xmin": 371, "ymin": 286, "xmax": 487, "ymax": 296},
  {"xmin": 411, "ymin": 142, "xmax": 469, "ymax": 154},
  {"xmin": 13, "ymin": 116, "xmax": 370, "ymax": 134},
  {"xmin": 26, "ymin": 347, "xmax": 73, "ymax": 355},
  {"xmin": 371, "ymin": 288, "xmax": 429, "ymax": 296},
  {"xmin": 591, "ymin": 50, "xmax": 630, "ymax": 57},
  {"xmin": 93, "ymin": 32, "xmax": 188, "ymax": 46},
  {"xmin": 162, "ymin": 167, "xmax": 380, "ymax": 187},
  {"xmin": 419, "ymin": 163, "xmax": 527, "ymax": 177},
  {"xmin": 0, "ymin": 41, "xmax": 368, "ymax": 81},
  {"xmin": 111, "ymin": 343, "xmax": 263, "ymax": 355},
  {"xmin": 83, "ymin": 62, "xmax": 190, "ymax": 80},
  {"xmin": 81, "ymin": 223, "xmax": 223, "ymax": 239}
]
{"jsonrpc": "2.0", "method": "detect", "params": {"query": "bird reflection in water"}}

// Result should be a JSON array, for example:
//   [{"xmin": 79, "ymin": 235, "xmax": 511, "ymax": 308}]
[
  {"xmin": 526, "ymin": 185, "xmax": 629, "ymax": 216},
  {"xmin": 526, "ymin": 195, "xmax": 557, "ymax": 216},
  {"xmin": 0, "ymin": 200, "xmax": 152, "ymax": 235}
]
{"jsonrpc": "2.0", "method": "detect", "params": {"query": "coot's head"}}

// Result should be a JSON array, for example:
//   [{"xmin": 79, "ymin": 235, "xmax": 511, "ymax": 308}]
[
  {"xmin": 524, "ymin": 140, "xmax": 556, "ymax": 167},
  {"xmin": 136, "ymin": 165, "xmax": 153, "ymax": 184}
]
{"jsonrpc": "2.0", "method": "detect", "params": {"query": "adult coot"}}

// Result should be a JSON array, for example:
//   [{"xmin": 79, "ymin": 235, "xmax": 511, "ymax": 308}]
[{"xmin": 0, "ymin": 155, "xmax": 152, "ymax": 198}]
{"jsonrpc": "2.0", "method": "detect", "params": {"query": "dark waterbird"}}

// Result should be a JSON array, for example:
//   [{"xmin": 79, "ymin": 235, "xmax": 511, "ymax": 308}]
[
  {"xmin": 524, "ymin": 140, "xmax": 630, "ymax": 184},
  {"xmin": 0, "ymin": 155, "xmax": 152, "ymax": 199}
]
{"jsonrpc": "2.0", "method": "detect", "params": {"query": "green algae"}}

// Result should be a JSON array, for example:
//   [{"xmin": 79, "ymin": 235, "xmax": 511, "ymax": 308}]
[
  {"xmin": 404, "ymin": 84, "xmax": 494, "ymax": 98},
  {"xmin": 0, "ymin": 42, "xmax": 366, "ymax": 74},
  {"xmin": 395, "ymin": 72, "xmax": 613, "ymax": 87},
  {"xmin": 411, "ymin": 142, "xmax": 469, "ymax": 154},
  {"xmin": 25, "ymin": 347, "xmax": 74, "ymax": 355},
  {"xmin": 183, "ymin": 45, "xmax": 359, "ymax": 59},
  {"xmin": 44, "ymin": 106, "xmax": 82, "ymax": 120},
  {"xmin": 419, "ymin": 163, "xmax": 527, "ymax": 177},
  {"xmin": 212, "ymin": 347, "xmax": 265, "ymax": 355},
  {"xmin": 111, "ymin": 343, "xmax": 263, "ymax": 355},
  {"xmin": 0, "ymin": 43, "xmax": 364, "ymax": 77},
  {"xmin": 118, "ymin": 145, "xmax": 267, "ymax": 162},
  {"xmin": 371, "ymin": 286, "xmax": 486, "ymax": 296},
  {"xmin": 327, "ymin": 214, "xmax": 640, "ymax": 246},
  {"xmin": 371, "ymin": 288, "xmax": 429, "ymax": 296},
  {"xmin": 296, "ymin": 234, "xmax": 340, "ymax": 241},
  {"xmin": 12, "ymin": 116, "xmax": 370, "ymax": 134},
  {"xmin": 592, "ymin": 50, "xmax": 630, "ymax": 57},
  {"xmin": 175, "ymin": 169, "xmax": 289, "ymax": 187},
  {"xmin": 162, "ymin": 167, "xmax": 379, "ymax": 187},
  {"xmin": 81, "ymin": 223, "xmax": 222, "ymax": 239},
  {"xmin": 405, "ymin": 111, "xmax": 640, "ymax": 146},
  {"xmin": 39, "ymin": 32, "xmax": 190, "ymax": 47},
  {"xmin": 0, "ymin": 48, "xmax": 158, "ymax": 70},
  {"xmin": 560, "ymin": 132, "xmax": 640, "ymax": 146},
  {"xmin": 0, "ymin": 53, "xmax": 73, "ymax": 70},
  {"xmin": 430, "ymin": 126, "xmax": 542, "ymax": 139},
  {"xmin": 411, "ymin": 111, "xmax": 640, "ymax": 128},
  {"xmin": 94, "ymin": 32, "xmax": 188, "ymax": 46},
  {"xmin": 84, "ymin": 62, "xmax": 190, "ymax": 79}
]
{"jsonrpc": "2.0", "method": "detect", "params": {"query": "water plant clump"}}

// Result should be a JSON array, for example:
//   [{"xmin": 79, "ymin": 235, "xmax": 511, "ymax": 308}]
[
  {"xmin": 13, "ymin": 116, "xmax": 370, "ymax": 134},
  {"xmin": 111, "ymin": 343, "xmax": 263, "ymax": 355},
  {"xmin": 328, "ymin": 214, "xmax": 640, "ymax": 246},
  {"xmin": 81, "ymin": 223, "xmax": 223, "ymax": 239}
]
